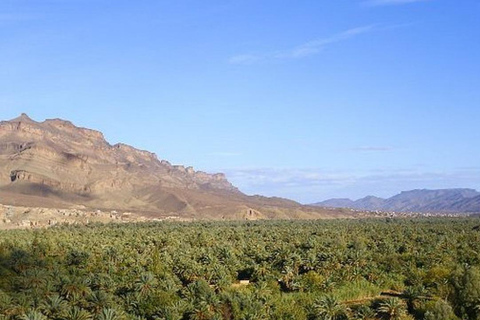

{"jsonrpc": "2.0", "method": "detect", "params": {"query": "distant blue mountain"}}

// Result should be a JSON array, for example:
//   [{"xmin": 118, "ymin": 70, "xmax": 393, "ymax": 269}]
[{"xmin": 312, "ymin": 188, "xmax": 480, "ymax": 213}]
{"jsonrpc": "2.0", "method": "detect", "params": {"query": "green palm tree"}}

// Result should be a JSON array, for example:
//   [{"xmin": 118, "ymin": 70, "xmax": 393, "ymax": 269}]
[
  {"xmin": 314, "ymin": 295, "xmax": 349, "ymax": 320},
  {"xmin": 190, "ymin": 302, "xmax": 214, "ymax": 320},
  {"xmin": 96, "ymin": 307, "xmax": 124, "ymax": 320},
  {"xmin": 61, "ymin": 278, "xmax": 92, "ymax": 302},
  {"xmin": 134, "ymin": 272, "xmax": 157, "ymax": 297},
  {"xmin": 88, "ymin": 291, "xmax": 113, "ymax": 314},
  {"xmin": 353, "ymin": 305, "xmax": 375, "ymax": 320},
  {"xmin": 12, "ymin": 295, "xmax": 33, "ymax": 317},
  {"xmin": 403, "ymin": 286, "xmax": 425, "ymax": 314},
  {"xmin": 21, "ymin": 269, "xmax": 48, "ymax": 291},
  {"xmin": 64, "ymin": 307, "xmax": 93, "ymax": 320},
  {"xmin": 20, "ymin": 310, "xmax": 47, "ymax": 320},
  {"xmin": 156, "ymin": 306, "xmax": 184, "ymax": 320},
  {"xmin": 0, "ymin": 291, "xmax": 14, "ymax": 315},
  {"xmin": 40, "ymin": 294, "xmax": 68, "ymax": 318},
  {"xmin": 376, "ymin": 298, "xmax": 406, "ymax": 320},
  {"xmin": 279, "ymin": 266, "xmax": 296, "ymax": 292},
  {"xmin": 424, "ymin": 299, "xmax": 456, "ymax": 320}
]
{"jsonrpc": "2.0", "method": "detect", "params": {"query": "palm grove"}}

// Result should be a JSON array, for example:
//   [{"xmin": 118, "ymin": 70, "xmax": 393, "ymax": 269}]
[{"xmin": 0, "ymin": 218, "xmax": 479, "ymax": 320}]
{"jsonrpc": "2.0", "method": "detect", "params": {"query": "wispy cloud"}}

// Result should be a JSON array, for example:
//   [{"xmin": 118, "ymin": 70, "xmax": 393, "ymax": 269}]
[
  {"xmin": 228, "ymin": 25, "xmax": 375, "ymax": 65},
  {"xmin": 364, "ymin": 0, "xmax": 431, "ymax": 7},
  {"xmin": 225, "ymin": 168, "xmax": 356, "ymax": 188},
  {"xmin": 223, "ymin": 167, "xmax": 480, "ymax": 203},
  {"xmin": 227, "ymin": 55, "xmax": 260, "ymax": 65},
  {"xmin": 278, "ymin": 26, "xmax": 375, "ymax": 59}
]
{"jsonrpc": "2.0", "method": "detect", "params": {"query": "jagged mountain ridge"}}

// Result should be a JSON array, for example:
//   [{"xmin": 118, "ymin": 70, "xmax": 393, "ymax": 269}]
[
  {"xmin": 0, "ymin": 114, "xmax": 346, "ymax": 219},
  {"xmin": 313, "ymin": 188, "xmax": 480, "ymax": 213},
  {"xmin": 1, "ymin": 114, "xmax": 236, "ymax": 194}
]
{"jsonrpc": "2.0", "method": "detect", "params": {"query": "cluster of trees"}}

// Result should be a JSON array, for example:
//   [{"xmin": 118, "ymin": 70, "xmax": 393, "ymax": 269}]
[{"xmin": 0, "ymin": 218, "xmax": 479, "ymax": 319}]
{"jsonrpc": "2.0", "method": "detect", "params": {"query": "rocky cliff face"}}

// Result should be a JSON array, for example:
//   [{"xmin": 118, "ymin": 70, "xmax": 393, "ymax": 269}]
[
  {"xmin": 0, "ymin": 114, "xmax": 236, "ymax": 189},
  {"xmin": 0, "ymin": 114, "xmax": 238, "ymax": 213},
  {"xmin": 0, "ymin": 114, "xmax": 343, "ymax": 220}
]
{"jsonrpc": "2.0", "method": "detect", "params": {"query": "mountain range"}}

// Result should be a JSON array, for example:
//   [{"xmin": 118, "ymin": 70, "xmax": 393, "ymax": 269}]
[
  {"xmin": 0, "ymin": 114, "xmax": 347, "ymax": 220},
  {"xmin": 313, "ymin": 188, "xmax": 480, "ymax": 213}
]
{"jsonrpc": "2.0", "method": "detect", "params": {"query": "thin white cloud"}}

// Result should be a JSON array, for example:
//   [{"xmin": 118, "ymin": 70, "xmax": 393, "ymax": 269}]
[
  {"xmin": 283, "ymin": 26, "xmax": 375, "ymax": 59},
  {"xmin": 364, "ymin": 0, "xmax": 431, "ymax": 6},
  {"xmin": 225, "ymin": 168, "xmax": 356, "ymax": 188},
  {"xmin": 228, "ymin": 25, "xmax": 375, "ymax": 65},
  {"xmin": 227, "ymin": 54, "xmax": 260, "ymax": 65},
  {"xmin": 223, "ymin": 167, "xmax": 480, "ymax": 203}
]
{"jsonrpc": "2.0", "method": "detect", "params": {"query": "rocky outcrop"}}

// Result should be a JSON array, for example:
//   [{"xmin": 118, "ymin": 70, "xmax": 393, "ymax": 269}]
[
  {"xmin": 0, "ymin": 114, "xmax": 346, "ymax": 220},
  {"xmin": 10, "ymin": 170, "xmax": 91, "ymax": 195},
  {"xmin": 0, "ymin": 114, "xmax": 237, "ymax": 193},
  {"xmin": 0, "ymin": 114, "xmax": 238, "ymax": 212}
]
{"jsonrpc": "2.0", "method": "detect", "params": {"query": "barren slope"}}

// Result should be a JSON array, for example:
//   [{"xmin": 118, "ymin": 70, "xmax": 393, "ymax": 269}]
[{"xmin": 0, "ymin": 114, "xmax": 348, "ymax": 220}]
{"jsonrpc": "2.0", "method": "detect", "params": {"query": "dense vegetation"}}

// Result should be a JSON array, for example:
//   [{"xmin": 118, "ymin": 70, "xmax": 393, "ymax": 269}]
[{"xmin": 0, "ymin": 218, "xmax": 479, "ymax": 320}]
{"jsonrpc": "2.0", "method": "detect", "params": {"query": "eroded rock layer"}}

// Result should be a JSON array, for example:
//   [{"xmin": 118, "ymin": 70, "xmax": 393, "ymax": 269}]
[{"xmin": 0, "ymin": 114, "xmax": 347, "ymax": 220}]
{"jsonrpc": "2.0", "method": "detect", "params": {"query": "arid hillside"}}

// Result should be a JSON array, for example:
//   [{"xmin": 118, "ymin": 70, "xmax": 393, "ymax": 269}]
[{"xmin": 0, "ymin": 114, "xmax": 348, "ymax": 222}]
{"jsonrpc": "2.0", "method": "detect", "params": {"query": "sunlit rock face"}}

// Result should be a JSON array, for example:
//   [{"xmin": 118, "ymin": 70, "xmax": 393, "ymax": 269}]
[
  {"xmin": 0, "ymin": 114, "xmax": 344, "ymax": 220},
  {"xmin": 0, "ymin": 114, "xmax": 237, "ymax": 213}
]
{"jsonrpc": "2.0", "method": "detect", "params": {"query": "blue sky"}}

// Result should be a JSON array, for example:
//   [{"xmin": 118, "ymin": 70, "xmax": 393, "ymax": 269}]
[{"xmin": 1, "ymin": 0, "xmax": 479, "ymax": 203}]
